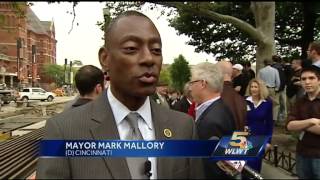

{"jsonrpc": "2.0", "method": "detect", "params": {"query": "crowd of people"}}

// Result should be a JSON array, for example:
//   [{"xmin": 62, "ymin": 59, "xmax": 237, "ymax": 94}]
[{"xmin": 36, "ymin": 10, "xmax": 320, "ymax": 179}]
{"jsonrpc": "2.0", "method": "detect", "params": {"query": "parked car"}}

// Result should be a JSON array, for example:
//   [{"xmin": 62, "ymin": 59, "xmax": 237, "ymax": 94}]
[
  {"xmin": 18, "ymin": 88, "xmax": 56, "ymax": 102},
  {"xmin": 0, "ymin": 89, "xmax": 17, "ymax": 104}
]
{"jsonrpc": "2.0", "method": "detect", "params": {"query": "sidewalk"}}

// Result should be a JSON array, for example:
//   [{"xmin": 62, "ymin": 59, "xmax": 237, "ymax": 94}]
[
  {"xmin": 0, "ymin": 96, "xmax": 76, "ymax": 118},
  {"xmin": 261, "ymin": 161, "xmax": 297, "ymax": 179}
]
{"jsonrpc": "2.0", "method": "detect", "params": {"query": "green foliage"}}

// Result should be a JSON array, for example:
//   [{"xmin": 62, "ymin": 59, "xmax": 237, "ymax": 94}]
[
  {"xmin": 159, "ymin": 67, "xmax": 171, "ymax": 87},
  {"xmin": 42, "ymin": 64, "xmax": 65, "ymax": 87},
  {"xmin": 169, "ymin": 55, "xmax": 191, "ymax": 93},
  {"xmin": 72, "ymin": 60, "xmax": 83, "ymax": 66},
  {"xmin": 42, "ymin": 64, "xmax": 79, "ymax": 86},
  {"xmin": 101, "ymin": 2, "xmax": 320, "ymax": 63}
]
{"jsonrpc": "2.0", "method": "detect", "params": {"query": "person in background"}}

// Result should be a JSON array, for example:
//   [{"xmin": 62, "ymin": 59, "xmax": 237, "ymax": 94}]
[
  {"xmin": 150, "ymin": 83, "xmax": 170, "ymax": 108},
  {"xmin": 286, "ymin": 59, "xmax": 303, "ymax": 110},
  {"xmin": 217, "ymin": 61, "xmax": 247, "ymax": 131},
  {"xmin": 307, "ymin": 41, "xmax": 320, "ymax": 68},
  {"xmin": 286, "ymin": 66, "xmax": 320, "ymax": 179},
  {"xmin": 190, "ymin": 62, "xmax": 235, "ymax": 179},
  {"xmin": 258, "ymin": 59, "xmax": 281, "ymax": 124},
  {"xmin": 272, "ymin": 55, "xmax": 288, "ymax": 125},
  {"xmin": 244, "ymin": 78, "xmax": 273, "ymax": 173},
  {"xmin": 167, "ymin": 89, "xmax": 180, "ymax": 108},
  {"xmin": 71, "ymin": 65, "xmax": 105, "ymax": 108},
  {"xmin": 243, "ymin": 61, "xmax": 255, "ymax": 81},
  {"xmin": 232, "ymin": 63, "xmax": 247, "ymax": 96},
  {"xmin": 173, "ymin": 82, "xmax": 193, "ymax": 114}
]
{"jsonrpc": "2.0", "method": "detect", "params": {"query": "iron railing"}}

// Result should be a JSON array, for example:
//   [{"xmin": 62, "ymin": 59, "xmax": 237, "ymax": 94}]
[{"xmin": 263, "ymin": 145, "xmax": 297, "ymax": 176}]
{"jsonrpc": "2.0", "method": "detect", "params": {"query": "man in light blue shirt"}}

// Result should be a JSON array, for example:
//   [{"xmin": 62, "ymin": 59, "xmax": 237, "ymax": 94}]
[{"xmin": 258, "ymin": 59, "xmax": 281, "ymax": 122}]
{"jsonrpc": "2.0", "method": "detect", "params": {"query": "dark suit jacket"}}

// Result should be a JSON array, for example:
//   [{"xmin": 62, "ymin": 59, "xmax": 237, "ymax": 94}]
[
  {"xmin": 36, "ymin": 90, "xmax": 205, "ymax": 179},
  {"xmin": 196, "ymin": 98, "xmax": 236, "ymax": 179},
  {"xmin": 172, "ymin": 96, "xmax": 191, "ymax": 114},
  {"xmin": 221, "ymin": 81, "xmax": 247, "ymax": 131},
  {"xmin": 71, "ymin": 98, "xmax": 92, "ymax": 108}
]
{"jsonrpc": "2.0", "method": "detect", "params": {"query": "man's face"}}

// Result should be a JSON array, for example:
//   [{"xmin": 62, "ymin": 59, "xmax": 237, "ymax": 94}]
[
  {"xmin": 189, "ymin": 77, "xmax": 204, "ymax": 104},
  {"xmin": 301, "ymin": 71, "xmax": 320, "ymax": 94},
  {"xmin": 100, "ymin": 16, "xmax": 162, "ymax": 98},
  {"xmin": 291, "ymin": 60, "xmax": 300, "ymax": 70},
  {"xmin": 307, "ymin": 45, "xmax": 315, "ymax": 61}
]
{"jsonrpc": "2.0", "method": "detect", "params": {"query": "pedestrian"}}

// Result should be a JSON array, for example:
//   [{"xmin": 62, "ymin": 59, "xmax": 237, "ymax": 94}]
[
  {"xmin": 258, "ymin": 59, "xmax": 281, "ymax": 124},
  {"xmin": 217, "ymin": 60, "xmax": 247, "ymax": 131},
  {"xmin": 36, "ymin": 10, "xmax": 204, "ymax": 179},
  {"xmin": 244, "ymin": 78, "xmax": 273, "ymax": 173},
  {"xmin": 286, "ymin": 65, "xmax": 320, "ymax": 179}
]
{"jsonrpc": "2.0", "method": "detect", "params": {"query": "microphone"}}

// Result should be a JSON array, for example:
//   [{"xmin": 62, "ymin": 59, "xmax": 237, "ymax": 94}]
[
  {"xmin": 144, "ymin": 160, "xmax": 152, "ymax": 178},
  {"xmin": 209, "ymin": 136, "xmax": 263, "ymax": 179},
  {"xmin": 242, "ymin": 165, "xmax": 263, "ymax": 180}
]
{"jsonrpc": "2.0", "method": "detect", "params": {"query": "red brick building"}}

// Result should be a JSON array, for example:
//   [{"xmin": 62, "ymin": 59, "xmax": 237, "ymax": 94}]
[{"xmin": 0, "ymin": 2, "xmax": 56, "ymax": 89}]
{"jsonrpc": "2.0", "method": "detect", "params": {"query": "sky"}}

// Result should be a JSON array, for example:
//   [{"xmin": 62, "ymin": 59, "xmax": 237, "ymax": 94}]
[{"xmin": 30, "ymin": 2, "xmax": 217, "ymax": 68}]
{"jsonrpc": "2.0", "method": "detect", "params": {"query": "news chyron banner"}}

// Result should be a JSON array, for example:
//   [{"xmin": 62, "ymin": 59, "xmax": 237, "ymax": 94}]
[{"xmin": 39, "ymin": 131, "xmax": 270, "ymax": 161}]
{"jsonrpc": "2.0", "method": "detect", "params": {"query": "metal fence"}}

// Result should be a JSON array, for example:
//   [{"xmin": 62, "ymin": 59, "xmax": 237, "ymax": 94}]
[{"xmin": 263, "ymin": 145, "xmax": 297, "ymax": 176}]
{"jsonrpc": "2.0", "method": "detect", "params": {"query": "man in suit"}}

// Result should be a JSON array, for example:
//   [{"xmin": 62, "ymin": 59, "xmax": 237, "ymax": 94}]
[
  {"xmin": 190, "ymin": 62, "xmax": 236, "ymax": 179},
  {"xmin": 173, "ymin": 82, "xmax": 193, "ymax": 114},
  {"xmin": 71, "ymin": 65, "xmax": 105, "ymax": 108},
  {"xmin": 36, "ymin": 10, "xmax": 204, "ymax": 179}
]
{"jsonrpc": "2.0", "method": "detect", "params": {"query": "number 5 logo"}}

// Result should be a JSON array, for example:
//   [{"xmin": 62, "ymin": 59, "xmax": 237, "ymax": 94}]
[{"xmin": 229, "ymin": 131, "xmax": 248, "ymax": 149}]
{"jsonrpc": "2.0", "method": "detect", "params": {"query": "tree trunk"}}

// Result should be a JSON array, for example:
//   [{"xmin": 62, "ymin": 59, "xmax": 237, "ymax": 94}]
[
  {"xmin": 301, "ymin": 3, "xmax": 317, "ymax": 59},
  {"xmin": 251, "ymin": 2, "xmax": 275, "ymax": 71}
]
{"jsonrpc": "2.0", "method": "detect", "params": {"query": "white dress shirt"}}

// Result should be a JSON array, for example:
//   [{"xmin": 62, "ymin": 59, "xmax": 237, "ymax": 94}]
[
  {"xmin": 313, "ymin": 60, "xmax": 320, "ymax": 68},
  {"xmin": 107, "ymin": 87, "xmax": 157, "ymax": 179},
  {"xmin": 246, "ymin": 96, "xmax": 266, "ymax": 109},
  {"xmin": 195, "ymin": 96, "xmax": 220, "ymax": 121}
]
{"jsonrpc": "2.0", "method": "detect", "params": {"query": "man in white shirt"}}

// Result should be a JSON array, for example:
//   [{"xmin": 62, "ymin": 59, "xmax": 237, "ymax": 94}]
[{"xmin": 37, "ymin": 10, "xmax": 204, "ymax": 179}]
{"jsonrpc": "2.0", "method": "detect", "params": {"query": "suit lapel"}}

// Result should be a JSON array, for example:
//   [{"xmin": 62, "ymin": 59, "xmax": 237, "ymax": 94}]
[
  {"xmin": 89, "ymin": 90, "xmax": 131, "ymax": 179},
  {"xmin": 150, "ymin": 100, "xmax": 170, "ymax": 178}
]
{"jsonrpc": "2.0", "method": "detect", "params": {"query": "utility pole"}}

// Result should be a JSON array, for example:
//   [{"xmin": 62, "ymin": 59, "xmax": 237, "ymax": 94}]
[
  {"xmin": 31, "ymin": 45, "xmax": 36, "ymax": 87},
  {"xmin": 64, "ymin": 58, "xmax": 67, "ymax": 85},
  {"xmin": 69, "ymin": 61, "xmax": 72, "ymax": 96},
  {"xmin": 16, "ymin": 38, "xmax": 21, "ymax": 90}
]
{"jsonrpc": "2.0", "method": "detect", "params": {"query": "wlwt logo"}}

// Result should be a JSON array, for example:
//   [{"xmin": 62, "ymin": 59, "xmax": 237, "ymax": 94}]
[{"xmin": 225, "ymin": 132, "xmax": 253, "ymax": 155}]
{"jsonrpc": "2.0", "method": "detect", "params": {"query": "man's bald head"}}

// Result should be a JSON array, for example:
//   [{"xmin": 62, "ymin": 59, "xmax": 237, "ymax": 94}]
[
  {"xmin": 104, "ymin": 10, "xmax": 159, "ymax": 50},
  {"xmin": 216, "ymin": 61, "xmax": 233, "ymax": 81}
]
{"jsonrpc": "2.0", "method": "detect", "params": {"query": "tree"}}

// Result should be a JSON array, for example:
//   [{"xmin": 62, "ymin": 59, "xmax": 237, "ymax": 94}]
[
  {"xmin": 42, "ymin": 64, "xmax": 65, "ymax": 87},
  {"xmin": 72, "ymin": 60, "xmax": 83, "ymax": 67},
  {"xmin": 169, "ymin": 55, "xmax": 191, "ymax": 93},
  {"xmin": 104, "ymin": 2, "xmax": 276, "ymax": 71},
  {"xmin": 159, "ymin": 67, "xmax": 171, "ymax": 87}
]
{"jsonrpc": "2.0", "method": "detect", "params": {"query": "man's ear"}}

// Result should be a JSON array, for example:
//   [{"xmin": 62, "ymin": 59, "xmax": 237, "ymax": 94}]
[
  {"xmin": 98, "ymin": 47, "xmax": 109, "ymax": 72},
  {"xmin": 95, "ymin": 84, "xmax": 103, "ymax": 94}
]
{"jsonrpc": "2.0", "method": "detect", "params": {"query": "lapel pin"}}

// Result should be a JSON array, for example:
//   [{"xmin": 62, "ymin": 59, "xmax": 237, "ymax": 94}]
[{"xmin": 164, "ymin": 128, "xmax": 172, "ymax": 138}]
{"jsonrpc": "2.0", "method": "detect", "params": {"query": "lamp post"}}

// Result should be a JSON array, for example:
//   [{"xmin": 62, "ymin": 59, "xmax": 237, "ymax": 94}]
[
  {"xmin": 69, "ymin": 60, "xmax": 72, "ymax": 85},
  {"xmin": 16, "ymin": 38, "xmax": 21, "ymax": 89},
  {"xmin": 31, "ymin": 45, "xmax": 36, "ymax": 87},
  {"xmin": 64, "ymin": 58, "xmax": 67, "ymax": 85}
]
